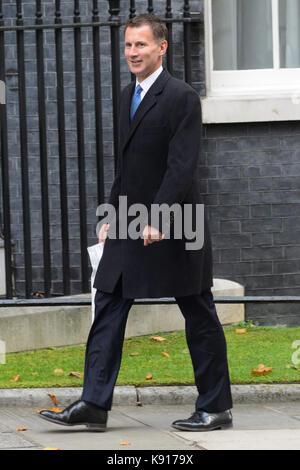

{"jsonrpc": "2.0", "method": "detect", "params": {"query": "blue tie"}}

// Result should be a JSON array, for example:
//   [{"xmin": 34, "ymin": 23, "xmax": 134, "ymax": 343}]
[{"xmin": 130, "ymin": 84, "xmax": 143, "ymax": 121}]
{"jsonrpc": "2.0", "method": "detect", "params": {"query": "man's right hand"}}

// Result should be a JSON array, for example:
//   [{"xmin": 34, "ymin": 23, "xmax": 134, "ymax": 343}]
[{"xmin": 99, "ymin": 223, "xmax": 109, "ymax": 244}]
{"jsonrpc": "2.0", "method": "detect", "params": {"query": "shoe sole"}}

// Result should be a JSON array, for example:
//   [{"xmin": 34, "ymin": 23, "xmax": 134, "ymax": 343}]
[
  {"xmin": 172, "ymin": 422, "xmax": 233, "ymax": 432},
  {"xmin": 38, "ymin": 413, "xmax": 107, "ymax": 432}
]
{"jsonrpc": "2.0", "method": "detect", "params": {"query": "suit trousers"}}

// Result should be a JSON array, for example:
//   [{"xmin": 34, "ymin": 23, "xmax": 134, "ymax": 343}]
[{"xmin": 81, "ymin": 275, "xmax": 233, "ymax": 412}]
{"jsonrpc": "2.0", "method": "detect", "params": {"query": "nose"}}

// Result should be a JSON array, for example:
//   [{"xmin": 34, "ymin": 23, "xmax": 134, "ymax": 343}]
[{"xmin": 129, "ymin": 45, "xmax": 138, "ymax": 56}]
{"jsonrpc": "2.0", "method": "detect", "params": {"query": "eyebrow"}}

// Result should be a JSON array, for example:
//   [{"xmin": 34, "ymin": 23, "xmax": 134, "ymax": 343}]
[{"xmin": 125, "ymin": 40, "xmax": 147, "ymax": 46}]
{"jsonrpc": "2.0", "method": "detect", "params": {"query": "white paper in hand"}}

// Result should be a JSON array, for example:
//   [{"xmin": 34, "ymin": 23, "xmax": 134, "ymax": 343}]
[{"xmin": 87, "ymin": 242, "xmax": 104, "ymax": 322}]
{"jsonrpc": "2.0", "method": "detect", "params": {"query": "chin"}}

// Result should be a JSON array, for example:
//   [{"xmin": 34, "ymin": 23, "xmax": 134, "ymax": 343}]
[{"xmin": 133, "ymin": 67, "xmax": 144, "ymax": 75}]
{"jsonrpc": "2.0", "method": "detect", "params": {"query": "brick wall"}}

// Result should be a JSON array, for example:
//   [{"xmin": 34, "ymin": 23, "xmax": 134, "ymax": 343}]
[
  {"xmin": 202, "ymin": 122, "xmax": 300, "ymax": 325},
  {"xmin": 2, "ymin": 0, "xmax": 300, "ymax": 325}
]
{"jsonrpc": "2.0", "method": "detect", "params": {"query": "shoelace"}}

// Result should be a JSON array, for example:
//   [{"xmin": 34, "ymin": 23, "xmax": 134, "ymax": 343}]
[{"xmin": 188, "ymin": 411, "xmax": 204, "ymax": 422}]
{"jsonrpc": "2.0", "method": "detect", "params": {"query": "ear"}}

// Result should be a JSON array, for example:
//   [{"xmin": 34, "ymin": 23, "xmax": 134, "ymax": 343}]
[{"xmin": 160, "ymin": 40, "xmax": 168, "ymax": 56}]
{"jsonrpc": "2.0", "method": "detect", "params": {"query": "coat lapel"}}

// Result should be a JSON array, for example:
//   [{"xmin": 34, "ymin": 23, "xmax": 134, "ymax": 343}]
[
  {"xmin": 119, "ymin": 80, "xmax": 135, "ymax": 148},
  {"xmin": 121, "ymin": 68, "xmax": 171, "ymax": 153}
]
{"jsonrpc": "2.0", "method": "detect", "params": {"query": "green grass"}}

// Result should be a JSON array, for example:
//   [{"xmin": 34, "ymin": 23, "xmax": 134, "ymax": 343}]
[{"xmin": 1, "ymin": 324, "xmax": 300, "ymax": 389}]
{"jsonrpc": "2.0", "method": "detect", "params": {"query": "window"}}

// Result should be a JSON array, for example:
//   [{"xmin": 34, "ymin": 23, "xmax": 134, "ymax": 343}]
[
  {"xmin": 202, "ymin": 0, "xmax": 300, "ymax": 123},
  {"xmin": 279, "ymin": 0, "xmax": 300, "ymax": 68}
]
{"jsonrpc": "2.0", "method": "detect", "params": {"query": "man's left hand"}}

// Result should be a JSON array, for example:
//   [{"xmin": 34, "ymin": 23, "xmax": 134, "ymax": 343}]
[{"xmin": 143, "ymin": 225, "xmax": 165, "ymax": 246}]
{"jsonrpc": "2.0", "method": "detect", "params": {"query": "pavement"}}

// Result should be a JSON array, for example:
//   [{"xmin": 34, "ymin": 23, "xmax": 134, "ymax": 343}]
[{"xmin": 1, "ymin": 385, "xmax": 300, "ymax": 451}]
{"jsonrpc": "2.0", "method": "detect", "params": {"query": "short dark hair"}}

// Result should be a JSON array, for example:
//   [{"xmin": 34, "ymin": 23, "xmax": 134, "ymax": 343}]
[{"xmin": 124, "ymin": 14, "xmax": 168, "ymax": 43}]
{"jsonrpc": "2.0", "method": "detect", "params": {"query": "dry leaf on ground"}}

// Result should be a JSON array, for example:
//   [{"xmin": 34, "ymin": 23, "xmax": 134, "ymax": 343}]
[
  {"xmin": 53, "ymin": 369, "xmax": 64, "ymax": 376},
  {"xmin": 34, "ymin": 292, "xmax": 44, "ymax": 298},
  {"xmin": 129, "ymin": 352, "xmax": 140, "ymax": 356},
  {"xmin": 68, "ymin": 371, "xmax": 83, "ymax": 379},
  {"xmin": 251, "ymin": 364, "xmax": 273, "ymax": 375},
  {"xmin": 151, "ymin": 336, "xmax": 166, "ymax": 342},
  {"xmin": 43, "ymin": 447, "xmax": 60, "ymax": 450},
  {"xmin": 17, "ymin": 426, "xmax": 27, "ymax": 431},
  {"xmin": 236, "ymin": 328, "xmax": 246, "ymax": 334},
  {"xmin": 12, "ymin": 374, "xmax": 20, "ymax": 382},
  {"xmin": 36, "ymin": 408, "xmax": 62, "ymax": 413},
  {"xmin": 48, "ymin": 393, "xmax": 58, "ymax": 406},
  {"xmin": 161, "ymin": 352, "xmax": 170, "ymax": 358},
  {"xmin": 145, "ymin": 373, "xmax": 153, "ymax": 380},
  {"xmin": 120, "ymin": 442, "xmax": 131, "ymax": 446}
]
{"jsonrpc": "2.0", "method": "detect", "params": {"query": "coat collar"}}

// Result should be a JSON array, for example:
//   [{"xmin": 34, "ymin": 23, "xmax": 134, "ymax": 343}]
[{"xmin": 121, "ymin": 68, "xmax": 171, "ymax": 152}]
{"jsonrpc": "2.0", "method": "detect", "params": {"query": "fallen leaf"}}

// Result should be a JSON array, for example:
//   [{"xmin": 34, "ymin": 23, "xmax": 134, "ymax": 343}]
[
  {"xmin": 182, "ymin": 348, "xmax": 189, "ymax": 354},
  {"xmin": 53, "ymin": 369, "xmax": 64, "ymax": 376},
  {"xmin": 17, "ymin": 426, "xmax": 27, "ymax": 431},
  {"xmin": 13, "ymin": 374, "xmax": 20, "ymax": 382},
  {"xmin": 32, "ymin": 372, "xmax": 39, "ymax": 376},
  {"xmin": 151, "ymin": 336, "xmax": 166, "ymax": 342},
  {"xmin": 36, "ymin": 408, "xmax": 62, "ymax": 414},
  {"xmin": 251, "ymin": 364, "xmax": 273, "ymax": 375},
  {"xmin": 145, "ymin": 373, "xmax": 153, "ymax": 380},
  {"xmin": 161, "ymin": 352, "xmax": 170, "ymax": 358},
  {"xmin": 129, "ymin": 352, "xmax": 140, "ymax": 356},
  {"xmin": 165, "ymin": 373, "xmax": 173, "ymax": 377},
  {"xmin": 35, "ymin": 292, "xmax": 44, "ymax": 298},
  {"xmin": 48, "ymin": 393, "xmax": 58, "ymax": 406},
  {"xmin": 43, "ymin": 447, "xmax": 60, "ymax": 450},
  {"xmin": 236, "ymin": 328, "xmax": 246, "ymax": 334},
  {"xmin": 120, "ymin": 442, "xmax": 131, "ymax": 446},
  {"xmin": 68, "ymin": 371, "xmax": 83, "ymax": 379}
]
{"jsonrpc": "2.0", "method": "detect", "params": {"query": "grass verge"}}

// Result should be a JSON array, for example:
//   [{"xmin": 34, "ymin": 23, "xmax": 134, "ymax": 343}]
[{"xmin": 1, "ymin": 324, "xmax": 300, "ymax": 388}]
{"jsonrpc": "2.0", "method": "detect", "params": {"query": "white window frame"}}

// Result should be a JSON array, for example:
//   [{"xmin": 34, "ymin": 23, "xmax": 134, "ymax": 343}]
[{"xmin": 201, "ymin": 0, "xmax": 300, "ymax": 123}]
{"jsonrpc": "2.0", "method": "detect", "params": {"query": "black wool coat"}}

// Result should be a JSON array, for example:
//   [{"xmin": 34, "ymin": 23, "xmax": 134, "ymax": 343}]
[{"xmin": 93, "ymin": 68, "xmax": 213, "ymax": 298}]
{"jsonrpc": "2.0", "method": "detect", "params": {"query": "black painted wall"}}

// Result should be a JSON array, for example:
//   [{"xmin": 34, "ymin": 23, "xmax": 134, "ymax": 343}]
[{"xmin": 203, "ymin": 121, "xmax": 300, "ymax": 325}]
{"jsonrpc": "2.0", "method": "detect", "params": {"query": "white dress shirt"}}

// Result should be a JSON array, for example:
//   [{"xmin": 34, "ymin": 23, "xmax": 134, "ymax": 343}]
[{"xmin": 135, "ymin": 65, "xmax": 163, "ymax": 101}]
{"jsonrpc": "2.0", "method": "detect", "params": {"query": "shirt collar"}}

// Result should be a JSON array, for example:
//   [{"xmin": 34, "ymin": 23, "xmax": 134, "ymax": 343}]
[{"xmin": 135, "ymin": 65, "xmax": 163, "ymax": 94}]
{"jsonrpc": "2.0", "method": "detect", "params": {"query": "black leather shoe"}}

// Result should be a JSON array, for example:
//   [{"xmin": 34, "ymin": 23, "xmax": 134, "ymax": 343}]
[
  {"xmin": 38, "ymin": 400, "xmax": 107, "ymax": 431},
  {"xmin": 172, "ymin": 409, "xmax": 232, "ymax": 432}
]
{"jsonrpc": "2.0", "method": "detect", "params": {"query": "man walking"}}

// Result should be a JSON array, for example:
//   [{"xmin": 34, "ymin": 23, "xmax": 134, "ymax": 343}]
[{"xmin": 39, "ymin": 14, "xmax": 233, "ymax": 432}]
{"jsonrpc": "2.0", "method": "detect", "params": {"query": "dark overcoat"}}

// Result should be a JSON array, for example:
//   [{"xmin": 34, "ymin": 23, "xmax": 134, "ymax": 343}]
[{"xmin": 93, "ymin": 68, "xmax": 213, "ymax": 298}]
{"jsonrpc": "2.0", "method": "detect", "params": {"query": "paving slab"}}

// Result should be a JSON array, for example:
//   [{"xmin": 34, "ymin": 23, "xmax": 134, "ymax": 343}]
[
  {"xmin": 224, "ymin": 403, "xmax": 300, "ymax": 429},
  {"xmin": 0, "ymin": 405, "xmax": 198, "ymax": 451},
  {"xmin": 175, "ymin": 429, "xmax": 300, "ymax": 450},
  {"xmin": 0, "ymin": 418, "xmax": 39, "ymax": 450},
  {"xmin": 172, "ymin": 402, "xmax": 300, "ymax": 450},
  {"xmin": 1, "ymin": 402, "xmax": 300, "ymax": 450}
]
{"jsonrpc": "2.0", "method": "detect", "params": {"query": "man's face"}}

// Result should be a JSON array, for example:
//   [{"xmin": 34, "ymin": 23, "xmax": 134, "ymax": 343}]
[{"xmin": 124, "ymin": 25, "xmax": 167, "ymax": 81}]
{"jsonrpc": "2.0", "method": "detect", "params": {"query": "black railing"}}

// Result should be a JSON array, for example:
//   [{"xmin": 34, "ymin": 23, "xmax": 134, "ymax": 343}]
[
  {"xmin": 0, "ymin": 0, "xmax": 201, "ymax": 299},
  {"xmin": 0, "ymin": 4, "xmax": 13, "ymax": 299}
]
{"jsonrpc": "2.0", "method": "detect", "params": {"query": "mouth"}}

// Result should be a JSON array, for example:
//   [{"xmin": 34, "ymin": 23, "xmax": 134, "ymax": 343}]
[{"xmin": 130, "ymin": 60, "xmax": 142, "ymax": 65}]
